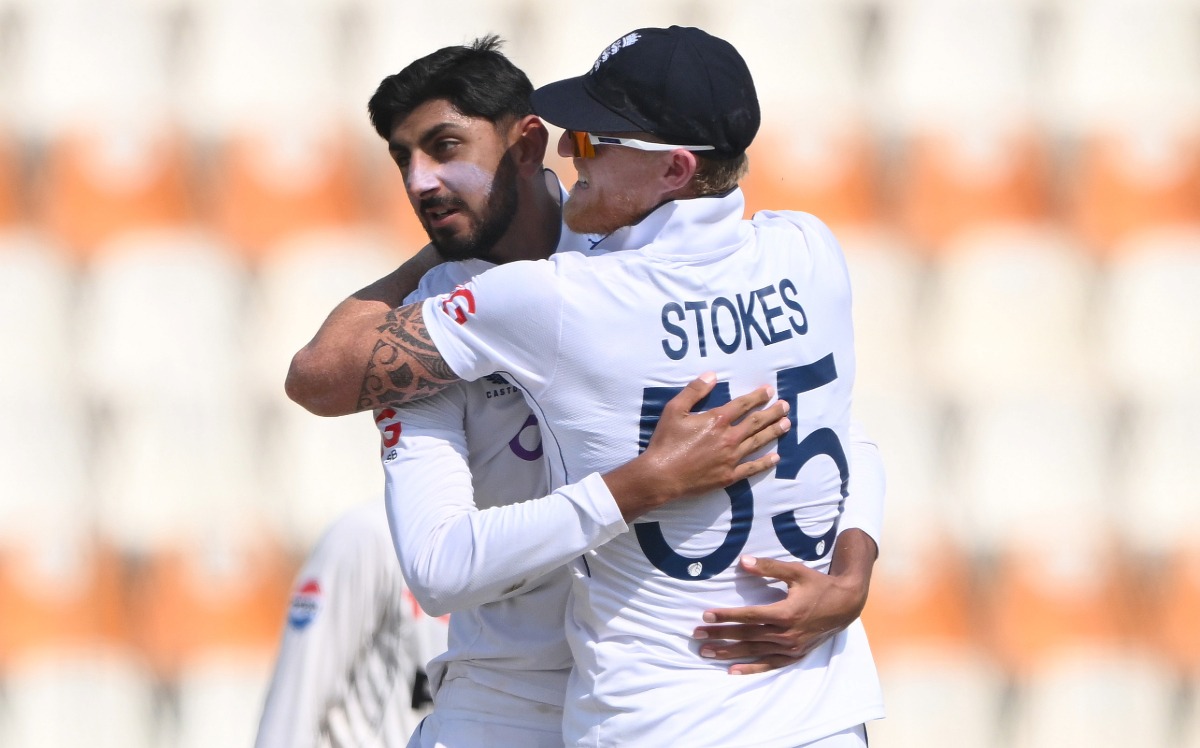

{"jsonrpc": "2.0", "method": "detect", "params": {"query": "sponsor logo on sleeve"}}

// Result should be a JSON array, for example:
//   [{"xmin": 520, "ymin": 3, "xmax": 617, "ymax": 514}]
[
  {"xmin": 438, "ymin": 286, "xmax": 476, "ymax": 325},
  {"xmin": 287, "ymin": 579, "xmax": 322, "ymax": 630},
  {"xmin": 508, "ymin": 413, "xmax": 543, "ymax": 462},
  {"xmin": 375, "ymin": 408, "xmax": 402, "ymax": 460},
  {"xmin": 483, "ymin": 373, "xmax": 523, "ymax": 399}
]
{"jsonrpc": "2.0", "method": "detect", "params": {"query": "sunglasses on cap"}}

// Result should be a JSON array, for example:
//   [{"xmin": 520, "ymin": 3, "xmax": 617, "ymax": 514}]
[{"xmin": 567, "ymin": 130, "xmax": 716, "ymax": 159}]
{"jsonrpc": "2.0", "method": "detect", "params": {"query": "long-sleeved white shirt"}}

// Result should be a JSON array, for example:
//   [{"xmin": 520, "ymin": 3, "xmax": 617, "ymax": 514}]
[
  {"xmin": 422, "ymin": 191, "xmax": 886, "ymax": 746},
  {"xmin": 255, "ymin": 501, "xmax": 448, "ymax": 748}
]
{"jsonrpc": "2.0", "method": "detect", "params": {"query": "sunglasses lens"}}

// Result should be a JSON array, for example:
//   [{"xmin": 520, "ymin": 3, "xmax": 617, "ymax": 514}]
[{"xmin": 570, "ymin": 130, "xmax": 595, "ymax": 158}]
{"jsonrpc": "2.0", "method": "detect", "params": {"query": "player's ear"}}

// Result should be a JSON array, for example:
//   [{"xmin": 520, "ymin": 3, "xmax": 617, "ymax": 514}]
[
  {"xmin": 510, "ymin": 115, "xmax": 549, "ymax": 175},
  {"xmin": 661, "ymin": 149, "xmax": 699, "ymax": 192}
]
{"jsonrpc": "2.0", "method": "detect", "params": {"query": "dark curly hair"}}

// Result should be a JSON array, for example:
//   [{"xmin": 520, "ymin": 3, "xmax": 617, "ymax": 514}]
[{"xmin": 368, "ymin": 35, "xmax": 534, "ymax": 139}]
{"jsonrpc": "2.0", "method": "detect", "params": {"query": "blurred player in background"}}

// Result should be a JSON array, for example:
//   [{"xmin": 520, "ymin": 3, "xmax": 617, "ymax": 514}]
[
  {"xmin": 287, "ymin": 34, "xmax": 884, "ymax": 748},
  {"xmin": 254, "ymin": 501, "xmax": 447, "ymax": 747}
]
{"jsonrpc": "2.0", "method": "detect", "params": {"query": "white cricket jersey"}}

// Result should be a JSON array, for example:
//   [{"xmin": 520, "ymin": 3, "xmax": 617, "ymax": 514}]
[
  {"xmin": 423, "ymin": 189, "xmax": 885, "ymax": 747},
  {"xmin": 255, "ymin": 501, "xmax": 447, "ymax": 748},
  {"xmin": 378, "ymin": 182, "xmax": 625, "ymax": 711}
]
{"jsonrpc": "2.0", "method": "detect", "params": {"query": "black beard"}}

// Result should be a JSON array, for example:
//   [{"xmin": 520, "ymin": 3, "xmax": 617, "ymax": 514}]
[{"xmin": 425, "ymin": 151, "xmax": 520, "ymax": 262}]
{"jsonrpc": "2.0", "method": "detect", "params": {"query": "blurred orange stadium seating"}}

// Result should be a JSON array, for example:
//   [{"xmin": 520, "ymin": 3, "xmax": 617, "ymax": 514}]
[
  {"xmin": 1069, "ymin": 128, "xmax": 1200, "ymax": 253},
  {"xmin": 863, "ymin": 542, "xmax": 977, "ymax": 662},
  {"xmin": 0, "ymin": 231, "xmax": 74, "ymax": 397},
  {"xmin": 128, "ymin": 542, "xmax": 293, "ymax": 682},
  {"xmin": 209, "ymin": 126, "xmax": 365, "ymax": 261},
  {"xmin": 925, "ymin": 226, "xmax": 1097, "ymax": 400},
  {"xmin": 1099, "ymin": 227, "xmax": 1200, "ymax": 405},
  {"xmin": 37, "ymin": 124, "xmax": 195, "ymax": 259},
  {"xmin": 896, "ymin": 128, "xmax": 1051, "ymax": 252},
  {"xmin": 125, "ymin": 540, "xmax": 292, "ymax": 748},
  {"xmin": 863, "ymin": 542, "xmax": 1004, "ymax": 748},
  {"xmin": 1154, "ymin": 550, "xmax": 1200, "ymax": 676},
  {"xmin": 0, "ymin": 540, "xmax": 128, "ymax": 667},
  {"xmin": 741, "ymin": 128, "xmax": 880, "ymax": 230},
  {"xmin": 0, "ymin": 538, "xmax": 159, "ymax": 748},
  {"xmin": 985, "ymin": 547, "xmax": 1137, "ymax": 676},
  {"xmin": 0, "ymin": 135, "xmax": 20, "ymax": 226},
  {"xmin": 0, "ymin": 1, "xmax": 1196, "ymax": 746}
]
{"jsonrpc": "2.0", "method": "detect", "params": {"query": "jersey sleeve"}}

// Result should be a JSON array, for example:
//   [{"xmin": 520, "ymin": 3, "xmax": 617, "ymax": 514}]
[
  {"xmin": 420, "ymin": 259, "xmax": 563, "ymax": 389},
  {"xmin": 838, "ymin": 419, "xmax": 886, "ymax": 550},
  {"xmin": 405, "ymin": 258, "xmax": 496, "ymax": 305},
  {"xmin": 381, "ymin": 390, "xmax": 627, "ymax": 618}
]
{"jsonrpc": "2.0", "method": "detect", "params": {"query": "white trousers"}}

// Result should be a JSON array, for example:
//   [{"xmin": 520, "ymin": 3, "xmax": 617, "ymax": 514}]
[
  {"xmin": 409, "ymin": 681, "xmax": 868, "ymax": 748},
  {"xmin": 406, "ymin": 676, "xmax": 562, "ymax": 748}
]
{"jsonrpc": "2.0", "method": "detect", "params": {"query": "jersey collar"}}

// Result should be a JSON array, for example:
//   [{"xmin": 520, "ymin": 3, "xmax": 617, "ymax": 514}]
[{"xmin": 589, "ymin": 188, "xmax": 750, "ymax": 261}]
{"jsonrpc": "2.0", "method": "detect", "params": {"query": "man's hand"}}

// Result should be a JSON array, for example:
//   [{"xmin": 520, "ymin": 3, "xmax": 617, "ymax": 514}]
[
  {"xmin": 693, "ymin": 530, "xmax": 878, "ymax": 675},
  {"xmin": 602, "ymin": 373, "xmax": 790, "ymax": 522}
]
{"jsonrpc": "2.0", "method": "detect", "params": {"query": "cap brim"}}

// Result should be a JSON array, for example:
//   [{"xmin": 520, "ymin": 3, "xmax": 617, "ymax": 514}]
[{"xmin": 531, "ymin": 76, "xmax": 642, "ymax": 134}]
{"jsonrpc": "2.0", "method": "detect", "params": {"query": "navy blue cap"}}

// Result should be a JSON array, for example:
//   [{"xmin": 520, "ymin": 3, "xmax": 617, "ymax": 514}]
[{"xmin": 531, "ymin": 26, "xmax": 760, "ymax": 159}]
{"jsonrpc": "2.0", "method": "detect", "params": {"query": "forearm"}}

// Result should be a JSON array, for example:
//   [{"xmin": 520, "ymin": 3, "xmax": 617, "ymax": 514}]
[
  {"xmin": 396, "ymin": 473, "xmax": 626, "ymax": 616},
  {"xmin": 831, "ymin": 525, "xmax": 877, "ymax": 569},
  {"xmin": 825, "ymin": 528, "xmax": 877, "ymax": 615},
  {"xmin": 602, "ymin": 455, "xmax": 681, "ymax": 523},
  {"xmin": 286, "ymin": 246, "xmax": 446, "ymax": 416}
]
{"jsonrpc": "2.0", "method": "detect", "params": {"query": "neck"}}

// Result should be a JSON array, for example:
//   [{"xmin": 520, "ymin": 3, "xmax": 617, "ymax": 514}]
[{"xmin": 487, "ymin": 168, "xmax": 562, "ymax": 264}]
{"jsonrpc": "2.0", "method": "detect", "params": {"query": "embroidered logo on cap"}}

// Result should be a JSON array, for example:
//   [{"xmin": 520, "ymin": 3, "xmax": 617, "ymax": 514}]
[{"xmin": 592, "ymin": 32, "xmax": 641, "ymax": 72}]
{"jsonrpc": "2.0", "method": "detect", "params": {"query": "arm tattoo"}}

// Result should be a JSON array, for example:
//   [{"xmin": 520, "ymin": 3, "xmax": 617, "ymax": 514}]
[{"xmin": 357, "ymin": 303, "xmax": 459, "ymax": 409}]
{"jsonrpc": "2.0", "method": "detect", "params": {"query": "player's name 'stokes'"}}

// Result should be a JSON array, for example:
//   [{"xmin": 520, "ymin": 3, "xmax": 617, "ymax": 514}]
[{"xmin": 660, "ymin": 278, "xmax": 809, "ymax": 360}]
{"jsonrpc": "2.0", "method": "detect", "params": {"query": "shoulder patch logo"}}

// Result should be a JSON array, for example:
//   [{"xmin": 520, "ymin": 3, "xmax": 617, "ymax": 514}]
[
  {"xmin": 438, "ymin": 286, "xmax": 476, "ymax": 325},
  {"xmin": 287, "ymin": 579, "xmax": 322, "ymax": 630},
  {"xmin": 376, "ymin": 408, "xmax": 402, "ymax": 450}
]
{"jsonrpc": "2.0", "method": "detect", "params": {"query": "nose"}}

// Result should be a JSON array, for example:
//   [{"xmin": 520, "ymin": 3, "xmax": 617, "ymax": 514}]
[
  {"xmin": 557, "ymin": 130, "xmax": 574, "ymax": 159},
  {"xmin": 405, "ymin": 153, "xmax": 441, "ymax": 196}
]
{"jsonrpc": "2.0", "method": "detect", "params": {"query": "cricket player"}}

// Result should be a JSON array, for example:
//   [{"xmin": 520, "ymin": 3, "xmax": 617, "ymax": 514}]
[
  {"xmin": 288, "ymin": 33, "xmax": 884, "ymax": 748},
  {"xmin": 254, "ymin": 501, "xmax": 448, "ymax": 747}
]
